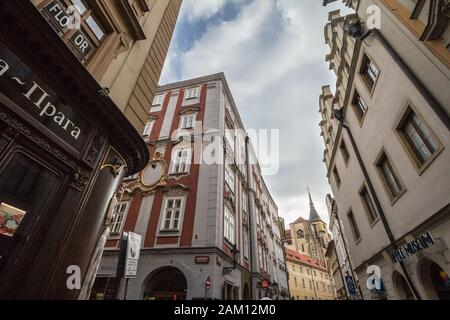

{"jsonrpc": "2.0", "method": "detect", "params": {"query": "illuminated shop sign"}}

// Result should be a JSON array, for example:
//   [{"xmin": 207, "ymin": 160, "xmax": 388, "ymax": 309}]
[
  {"xmin": 0, "ymin": 44, "xmax": 90, "ymax": 151},
  {"xmin": 391, "ymin": 232, "xmax": 435, "ymax": 263}
]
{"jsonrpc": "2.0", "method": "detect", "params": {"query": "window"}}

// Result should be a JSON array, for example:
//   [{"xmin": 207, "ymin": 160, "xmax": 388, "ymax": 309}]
[
  {"xmin": 292, "ymin": 265, "xmax": 296, "ymax": 271},
  {"xmin": 333, "ymin": 166, "xmax": 341, "ymax": 188},
  {"xmin": 309, "ymin": 280, "xmax": 312, "ymax": 289},
  {"xmin": 347, "ymin": 209, "xmax": 361, "ymax": 241},
  {"xmin": 143, "ymin": 120, "xmax": 154, "ymax": 137},
  {"xmin": 170, "ymin": 148, "xmax": 191, "ymax": 174},
  {"xmin": 300, "ymin": 267, "xmax": 303, "ymax": 274},
  {"xmin": 180, "ymin": 114, "xmax": 196, "ymax": 129},
  {"xmin": 225, "ymin": 166, "xmax": 235, "ymax": 193},
  {"xmin": 243, "ymin": 231, "xmax": 249, "ymax": 259},
  {"xmin": 360, "ymin": 186, "xmax": 378, "ymax": 224},
  {"xmin": 110, "ymin": 202, "xmax": 129, "ymax": 235},
  {"xmin": 352, "ymin": 90, "xmax": 368, "ymax": 123},
  {"xmin": 152, "ymin": 94, "xmax": 164, "ymax": 106},
  {"xmin": 360, "ymin": 53, "xmax": 379, "ymax": 92},
  {"xmin": 242, "ymin": 192, "xmax": 248, "ymax": 213},
  {"xmin": 226, "ymin": 127, "xmax": 235, "ymax": 153},
  {"xmin": 302, "ymin": 279, "xmax": 306, "ymax": 288},
  {"xmin": 307, "ymin": 269, "xmax": 310, "ymax": 275},
  {"xmin": 376, "ymin": 152, "xmax": 405, "ymax": 200},
  {"xmin": 40, "ymin": 0, "xmax": 107, "ymax": 63},
  {"xmin": 294, "ymin": 278, "xmax": 298, "ymax": 287},
  {"xmin": 185, "ymin": 87, "xmax": 199, "ymax": 100},
  {"xmin": 224, "ymin": 206, "xmax": 235, "ymax": 244},
  {"xmin": 398, "ymin": 108, "xmax": 440, "ymax": 168},
  {"xmin": 340, "ymin": 139, "xmax": 350, "ymax": 164},
  {"xmin": 161, "ymin": 197, "xmax": 183, "ymax": 231}
]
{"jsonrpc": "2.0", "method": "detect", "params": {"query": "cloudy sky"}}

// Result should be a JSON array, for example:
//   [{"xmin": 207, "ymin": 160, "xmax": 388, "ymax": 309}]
[{"xmin": 160, "ymin": 0, "xmax": 353, "ymax": 224}]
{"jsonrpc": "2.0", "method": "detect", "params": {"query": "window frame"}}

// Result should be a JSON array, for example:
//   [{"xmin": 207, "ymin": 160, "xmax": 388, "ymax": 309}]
[
  {"xmin": 332, "ymin": 166, "xmax": 341, "ymax": 189},
  {"xmin": 374, "ymin": 149, "xmax": 407, "ymax": 204},
  {"xmin": 152, "ymin": 94, "xmax": 164, "ymax": 106},
  {"xmin": 358, "ymin": 183, "xmax": 379, "ymax": 227},
  {"xmin": 142, "ymin": 120, "xmax": 154, "ymax": 138},
  {"xmin": 359, "ymin": 51, "xmax": 380, "ymax": 95},
  {"xmin": 224, "ymin": 206, "xmax": 236, "ymax": 245},
  {"xmin": 340, "ymin": 138, "xmax": 350, "ymax": 166},
  {"xmin": 225, "ymin": 165, "xmax": 235, "ymax": 194},
  {"xmin": 346, "ymin": 208, "xmax": 362, "ymax": 243},
  {"xmin": 351, "ymin": 89, "xmax": 369, "ymax": 126},
  {"xmin": 170, "ymin": 147, "xmax": 192, "ymax": 175},
  {"xmin": 184, "ymin": 87, "xmax": 200, "ymax": 100},
  {"xmin": 38, "ymin": 0, "xmax": 108, "ymax": 63},
  {"xmin": 160, "ymin": 196, "xmax": 184, "ymax": 233},
  {"xmin": 109, "ymin": 201, "xmax": 130, "ymax": 237},
  {"xmin": 395, "ymin": 104, "xmax": 443, "ymax": 175},
  {"xmin": 179, "ymin": 113, "xmax": 196, "ymax": 130}
]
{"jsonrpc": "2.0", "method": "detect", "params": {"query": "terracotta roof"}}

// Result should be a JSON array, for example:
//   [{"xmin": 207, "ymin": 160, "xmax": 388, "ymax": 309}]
[{"xmin": 284, "ymin": 248, "xmax": 327, "ymax": 271}]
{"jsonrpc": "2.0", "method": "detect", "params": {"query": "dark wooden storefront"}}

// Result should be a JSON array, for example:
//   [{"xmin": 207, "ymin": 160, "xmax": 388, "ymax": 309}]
[{"xmin": 0, "ymin": 1, "xmax": 148, "ymax": 299}]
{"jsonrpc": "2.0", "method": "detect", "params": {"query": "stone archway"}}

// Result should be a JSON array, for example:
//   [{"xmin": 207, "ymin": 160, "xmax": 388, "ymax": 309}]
[
  {"xmin": 418, "ymin": 258, "xmax": 450, "ymax": 300},
  {"xmin": 393, "ymin": 271, "xmax": 415, "ymax": 300},
  {"xmin": 143, "ymin": 267, "xmax": 187, "ymax": 300}
]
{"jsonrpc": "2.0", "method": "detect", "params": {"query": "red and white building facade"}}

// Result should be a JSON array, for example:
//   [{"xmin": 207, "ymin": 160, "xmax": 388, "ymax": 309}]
[{"xmin": 92, "ymin": 73, "xmax": 289, "ymax": 300}]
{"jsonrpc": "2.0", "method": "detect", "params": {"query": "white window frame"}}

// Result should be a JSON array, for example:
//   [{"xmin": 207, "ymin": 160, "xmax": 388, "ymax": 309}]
[
  {"xmin": 143, "ymin": 120, "xmax": 154, "ymax": 137},
  {"xmin": 160, "ymin": 197, "xmax": 184, "ymax": 232},
  {"xmin": 224, "ymin": 206, "xmax": 235, "ymax": 245},
  {"xmin": 225, "ymin": 165, "xmax": 235, "ymax": 194},
  {"xmin": 225, "ymin": 127, "xmax": 235, "ymax": 153},
  {"xmin": 152, "ymin": 94, "xmax": 164, "ymax": 106},
  {"xmin": 242, "ymin": 191, "xmax": 248, "ymax": 214},
  {"xmin": 184, "ymin": 87, "xmax": 199, "ymax": 100},
  {"xmin": 179, "ymin": 114, "xmax": 196, "ymax": 129},
  {"xmin": 243, "ymin": 231, "xmax": 249, "ymax": 259},
  {"xmin": 170, "ymin": 148, "xmax": 192, "ymax": 174},
  {"xmin": 110, "ymin": 202, "xmax": 130, "ymax": 236}
]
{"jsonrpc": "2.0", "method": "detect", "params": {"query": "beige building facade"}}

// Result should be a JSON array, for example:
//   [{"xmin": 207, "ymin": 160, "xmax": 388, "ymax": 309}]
[
  {"xmin": 286, "ymin": 248, "xmax": 336, "ymax": 300},
  {"xmin": 320, "ymin": 1, "xmax": 450, "ymax": 300}
]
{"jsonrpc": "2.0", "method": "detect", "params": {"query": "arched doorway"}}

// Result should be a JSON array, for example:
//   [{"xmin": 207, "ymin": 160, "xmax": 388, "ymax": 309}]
[
  {"xmin": 143, "ymin": 267, "xmax": 187, "ymax": 300},
  {"xmin": 393, "ymin": 272, "xmax": 415, "ymax": 300},
  {"xmin": 419, "ymin": 258, "xmax": 450, "ymax": 300}
]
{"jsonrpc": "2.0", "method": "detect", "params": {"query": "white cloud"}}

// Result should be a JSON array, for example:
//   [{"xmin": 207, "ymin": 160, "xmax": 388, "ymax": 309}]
[
  {"xmin": 161, "ymin": 0, "xmax": 352, "ymax": 225},
  {"xmin": 181, "ymin": 0, "xmax": 237, "ymax": 22}
]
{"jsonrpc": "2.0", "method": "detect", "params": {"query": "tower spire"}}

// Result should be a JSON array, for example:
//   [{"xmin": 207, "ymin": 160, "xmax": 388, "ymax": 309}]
[{"xmin": 307, "ymin": 187, "xmax": 321, "ymax": 222}]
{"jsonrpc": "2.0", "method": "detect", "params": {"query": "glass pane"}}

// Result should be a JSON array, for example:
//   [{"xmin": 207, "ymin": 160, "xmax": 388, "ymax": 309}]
[
  {"xmin": 86, "ymin": 16, "xmax": 105, "ymax": 41},
  {"xmin": 71, "ymin": 0, "xmax": 88, "ymax": 14}
]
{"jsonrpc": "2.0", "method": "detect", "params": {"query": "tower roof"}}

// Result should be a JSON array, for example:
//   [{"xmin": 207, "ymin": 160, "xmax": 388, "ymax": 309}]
[{"xmin": 308, "ymin": 187, "xmax": 322, "ymax": 222}]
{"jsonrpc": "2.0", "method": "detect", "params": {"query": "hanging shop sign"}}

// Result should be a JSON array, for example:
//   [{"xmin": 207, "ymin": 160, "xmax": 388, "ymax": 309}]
[
  {"xmin": 345, "ymin": 275, "xmax": 358, "ymax": 295},
  {"xmin": 124, "ymin": 232, "xmax": 142, "ymax": 279},
  {"xmin": 391, "ymin": 232, "xmax": 436, "ymax": 263},
  {"xmin": 0, "ymin": 44, "xmax": 91, "ymax": 151}
]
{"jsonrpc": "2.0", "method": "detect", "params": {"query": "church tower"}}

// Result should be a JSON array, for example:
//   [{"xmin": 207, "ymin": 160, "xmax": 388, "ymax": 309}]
[{"xmin": 283, "ymin": 188, "xmax": 331, "ymax": 266}]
